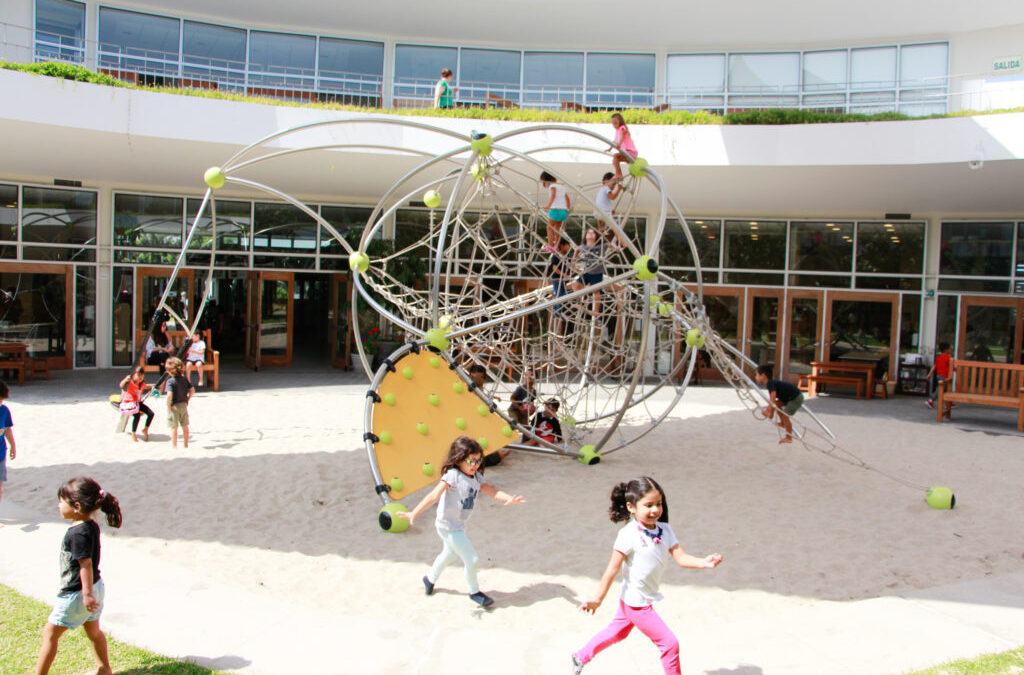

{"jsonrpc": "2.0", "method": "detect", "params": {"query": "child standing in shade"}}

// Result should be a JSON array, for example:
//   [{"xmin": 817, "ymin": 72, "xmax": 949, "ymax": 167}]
[
  {"xmin": 610, "ymin": 113, "xmax": 638, "ymax": 181},
  {"xmin": 754, "ymin": 364, "xmax": 803, "ymax": 444},
  {"xmin": 541, "ymin": 171, "xmax": 571, "ymax": 251},
  {"xmin": 184, "ymin": 331, "xmax": 207, "ymax": 388},
  {"xmin": 35, "ymin": 476, "xmax": 123, "ymax": 675},
  {"xmin": 399, "ymin": 436, "xmax": 525, "ymax": 607},
  {"xmin": 925, "ymin": 342, "xmax": 953, "ymax": 418},
  {"xmin": 0, "ymin": 380, "xmax": 14, "ymax": 510},
  {"xmin": 164, "ymin": 357, "xmax": 193, "ymax": 449},
  {"xmin": 572, "ymin": 477, "xmax": 722, "ymax": 675}
]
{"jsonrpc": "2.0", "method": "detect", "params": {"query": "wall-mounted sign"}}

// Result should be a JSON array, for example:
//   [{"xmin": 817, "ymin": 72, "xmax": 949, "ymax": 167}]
[{"xmin": 993, "ymin": 55, "xmax": 1022, "ymax": 72}]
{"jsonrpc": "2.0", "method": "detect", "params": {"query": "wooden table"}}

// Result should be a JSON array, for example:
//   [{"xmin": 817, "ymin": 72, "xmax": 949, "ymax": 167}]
[
  {"xmin": 0, "ymin": 342, "xmax": 28, "ymax": 385},
  {"xmin": 809, "ymin": 360, "xmax": 877, "ymax": 400}
]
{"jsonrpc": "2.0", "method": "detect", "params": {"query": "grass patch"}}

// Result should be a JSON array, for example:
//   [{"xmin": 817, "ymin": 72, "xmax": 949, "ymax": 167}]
[
  {"xmin": 903, "ymin": 647, "xmax": 1024, "ymax": 675},
  {"xmin": 5, "ymin": 60, "xmax": 1022, "ymax": 126},
  {"xmin": 0, "ymin": 583, "xmax": 225, "ymax": 674}
]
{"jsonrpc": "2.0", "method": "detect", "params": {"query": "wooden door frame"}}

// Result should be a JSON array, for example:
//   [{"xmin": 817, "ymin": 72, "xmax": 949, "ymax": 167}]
[
  {"xmin": 781, "ymin": 289, "xmax": 825, "ymax": 382},
  {"xmin": 677, "ymin": 285, "xmax": 744, "ymax": 381},
  {"xmin": 822, "ymin": 290, "xmax": 900, "ymax": 380},
  {"xmin": 329, "ymin": 272, "xmax": 352, "ymax": 369},
  {"xmin": 0, "ymin": 262, "xmax": 74, "ymax": 370},
  {"xmin": 958, "ymin": 295, "xmax": 1024, "ymax": 364},
  {"xmin": 255, "ymin": 271, "xmax": 294, "ymax": 368},
  {"xmin": 742, "ymin": 287, "xmax": 785, "ymax": 376},
  {"xmin": 245, "ymin": 271, "xmax": 261, "ymax": 370},
  {"xmin": 134, "ymin": 266, "xmax": 195, "ymax": 332}
]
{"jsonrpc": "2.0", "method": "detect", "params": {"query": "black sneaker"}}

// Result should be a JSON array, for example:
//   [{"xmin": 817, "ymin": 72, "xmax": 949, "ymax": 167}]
[
  {"xmin": 469, "ymin": 591, "xmax": 494, "ymax": 607},
  {"xmin": 422, "ymin": 576, "xmax": 435, "ymax": 596}
]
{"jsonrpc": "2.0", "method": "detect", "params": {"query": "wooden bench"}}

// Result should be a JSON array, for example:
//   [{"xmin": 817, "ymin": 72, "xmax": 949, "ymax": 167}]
[
  {"xmin": 486, "ymin": 92, "xmax": 518, "ymax": 109},
  {"xmin": 0, "ymin": 358, "xmax": 25, "ymax": 385},
  {"xmin": 801, "ymin": 374, "xmax": 863, "ymax": 399},
  {"xmin": 135, "ymin": 329, "xmax": 220, "ymax": 391},
  {"xmin": 938, "ymin": 359, "xmax": 1024, "ymax": 432}
]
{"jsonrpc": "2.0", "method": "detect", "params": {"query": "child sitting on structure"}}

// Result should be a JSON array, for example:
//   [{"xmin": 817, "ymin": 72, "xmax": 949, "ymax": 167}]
[{"xmin": 526, "ymin": 398, "xmax": 562, "ymax": 446}]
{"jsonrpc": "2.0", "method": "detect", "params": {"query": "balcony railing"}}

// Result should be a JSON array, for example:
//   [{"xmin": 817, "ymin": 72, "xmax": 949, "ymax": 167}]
[{"xmin": 2, "ymin": 21, "xmax": 1023, "ymax": 117}]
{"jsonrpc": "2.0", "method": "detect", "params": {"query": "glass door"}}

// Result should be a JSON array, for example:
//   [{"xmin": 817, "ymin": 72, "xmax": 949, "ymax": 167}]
[
  {"xmin": 135, "ymin": 267, "xmax": 194, "ymax": 333},
  {"xmin": 0, "ymin": 263, "xmax": 74, "ymax": 370},
  {"xmin": 329, "ymin": 272, "xmax": 352, "ymax": 369},
  {"xmin": 824, "ymin": 291, "xmax": 898, "ymax": 384},
  {"xmin": 247, "ymin": 271, "xmax": 293, "ymax": 368},
  {"xmin": 784, "ymin": 291, "xmax": 822, "ymax": 381},
  {"xmin": 745, "ymin": 289, "xmax": 783, "ymax": 376},
  {"xmin": 694, "ymin": 287, "xmax": 742, "ymax": 381},
  {"xmin": 960, "ymin": 297, "xmax": 1022, "ymax": 364}
]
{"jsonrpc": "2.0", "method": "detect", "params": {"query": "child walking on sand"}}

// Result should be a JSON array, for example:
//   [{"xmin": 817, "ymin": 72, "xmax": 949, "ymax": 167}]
[
  {"xmin": 541, "ymin": 171, "xmax": 571, "ymax": 251},
  {"xmin": 36, "ymin": 476, "xmax": 123, "ymax": 675},
  {"xmin": 754, "ymin": 364, "xmax": 803, "ymax": 444},
  {"xmin": 572, "ymin": 477, "xmax": 722, "ymax": 674},
  {"xmin": 610, "ymin": 113, "xmax": 638, "ymax": 181},
  {"xmin": 118, "ymin": 367, "xmax": 153, "ymax": 442},
  {"xmin": 164, "ymin": 357, "xmax": 193, "ymax": 448},
  {"xmin": 399, "ymin": 436, "xmax": 525, "ymax": 607},
  {"xmin": 0, "ymin": 380, "xmax": 15, "ymax": 509}
]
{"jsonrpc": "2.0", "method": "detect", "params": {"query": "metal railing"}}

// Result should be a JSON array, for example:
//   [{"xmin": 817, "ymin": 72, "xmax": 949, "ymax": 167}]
[{"xmin": 3, "ymin": 21, "xmax": 1024, "ymax": 116}]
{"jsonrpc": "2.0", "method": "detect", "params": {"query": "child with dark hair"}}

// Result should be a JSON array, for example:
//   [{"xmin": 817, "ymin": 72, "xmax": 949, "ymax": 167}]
[
  {"xmin": 399, "ymin": 436, "xmax": 525, "ymax": 607},
  {"xmin": 541, "ymin": 170, "xmax": 571, "ymax": 251},
  {"xmin": 165, "ymin": 357, "xmax": 193, "ymax": 449},
  {"xmin": 0, "ymin": 380, "xmax": 14, "ymax": 509},
  {"xmin": 610, "ymin": 113, "xmax": 638, "ymax": 181},
  {"xmin": 754, "ymin": 364, "xmax": 803, "ymax": 444},
  {"xmin": 925, "ymin": 342, "xmax": 953, "ymax": 418},
  {"xmin": 571, "ymin": 477, "xmax": 722, "ymax": 674},
  {"xmin": 594, "ymin": 172, "xmax": 623, "ymax": 231},
  {"xmin": 527, "ymin": 398, "xmax": 562, "ymax": 446},
  {"xmin": 118, "ymin": 367, "xmax": 153, "ymax": 442},
  {"xmin": 36, "ymin": 476, "xmax": 123, "ymax": 675}
]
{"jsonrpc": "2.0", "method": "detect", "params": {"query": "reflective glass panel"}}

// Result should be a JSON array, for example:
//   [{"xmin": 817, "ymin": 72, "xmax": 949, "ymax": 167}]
[
  {"xmin": 728, "ymin": 53, "xmax": 799, "ymax": 92},
  {"xmin": 0, "ymin": 185, "xmax": 16, "ymax": 241},
  {"xmin": 260, "ymin": 278, "xmax": 289, "ymax": 356},
  {"xmin": 965, "ymin": 305, "xmax": 1017, "ymax": 364},
  {"xmin": 939, "ymin": 222, "xmax": 1014, "ymax": 277},
  {"xmin": 789, "ymin": 274, "xmax": 850, "ymax": 288},
  {"xmin": 186, "ymin": 198, "xmax": 250, "ymax": 251},
  {"xmin": 320, "ymin": 205, "xmax": 375, "ymax": 255},
  {"xmin": 111, "ymin": 267, "xmax": 133, "ymax": 366},
  {"xmin": 788, "ymin": 296, "xmax": 819, "ymax": 375},
  {"xmin": 22, "ymin": 186, "xmax": 97, "ymax": 245},
  {"xmin": 1018, "ymin": 223, "xmax": 1024, "ymax": 279},
  {"xmin": 182, "ymin": 21, "xmax": 246, "ymax": 86},
  {"xmin": 252, "ymin": 203, "xmax": 317, "ymax": 252},
  {"xmin": 23, "ymin": 247, "xmax": 94, "ymax": 262},
  {"xmin": 857, "ymin": 221, "xmax": 925, "ymax": 274},
  {"xmin": 935, "ymin": 295, "xmax": 957, "ymax": 353},
  {"xmin": 828, "ymin": 299, "xmax": 892, "ymax": 374},
  {"xmin": 460, "ymin": 49, "xmax": 521, "ymax": 102},
  {"xmin": 666, "ymin": 54, "xmax": 725, "ymax": 91},
  {"xmin": 900, "ymin": 43, "xmax": 948, "ymax": 87},
  {"xmin": 75, "ymin": 265, "xmax": 95, "ymax": 367},
  {"xmin": 98, "ymin": 8, "xmax": 180, "ymax": 74},
  {"xmin": 35, "ymin": 0, "xmax": 86, "ymax": 62},
  {"xmin": 395, "ymin": 45, "xmax": 457, "ymax": 81},
  {"xmin": 789, "ymin": 221, "xmax": 853, "ymax": 271},
  {"xmin": 803, "ymin": 50, "xmax": 847, "ymax": 92},
  {"xmin": 851, "ymin": 46, "xmax": 896, "ymax": 89},
  {"xmin": 899, "ymin": 294, "xmax": 922, "ymax": 360},
  {"xmin": 318, "ymin": 38, "xmax": 384, "ymax": 95},
  {"xmin": 748, "ymin": 295, "xmax": 779, "ymax": 368},
  {"xmin": 586, "ymin": 53, "xmax": 655, "ymax": 106},
  {"xmin": 661, "ymin": 218, "xmax": 720, "ymax": 268},
  {"xmin": 523, "ymin": 51, "xmax": 584, "ymax": 104},
  {"xmin": 0, "ymin": 272, "xmax": 66, "ymax": 358},
  {"xmin": 723, "ymin": 220, "xmax": 785, "ymax": 269},
  {"xmin": 248, "ymin": 31, "xmax": 316, "ymax": 88},
  {"xmin": 114, "ymin": 194, "xmax": 183, "ymax": 248}
]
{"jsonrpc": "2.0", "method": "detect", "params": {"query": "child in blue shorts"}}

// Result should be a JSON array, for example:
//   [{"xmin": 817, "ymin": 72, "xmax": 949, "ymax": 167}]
[
  {"xmin": 541, "ymin": 171, "xmax": 571, "ymax": 251},
  {"xmin": 0, "ymin": 380, "xmax": 15, "ymax": 510},
  {"xmin": 36, "ymin": 476, "xmax": 123, "ymax": 675}
]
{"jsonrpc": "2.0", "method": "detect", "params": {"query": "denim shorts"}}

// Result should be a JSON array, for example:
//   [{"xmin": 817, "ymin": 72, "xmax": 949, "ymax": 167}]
[
  {"xmin": 0, "ymin": 455, "xmax": 6, "ymax": 482},
  {"xmin": 578, "ymin": 272, "xmax": 603, "ymax": 286},
  {"xmin": 48, "ymin": 578, "xmax": 104, "ymax": 628},
  {"xmin": 548, "ymin": 208, "xmax": 568, "ymax": 222}
]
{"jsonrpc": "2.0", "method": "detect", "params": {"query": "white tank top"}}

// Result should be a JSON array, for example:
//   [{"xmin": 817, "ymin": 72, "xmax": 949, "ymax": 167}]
[{"xmin": 549, "ymin": 183, "xmax": 568, "ymax": 210}]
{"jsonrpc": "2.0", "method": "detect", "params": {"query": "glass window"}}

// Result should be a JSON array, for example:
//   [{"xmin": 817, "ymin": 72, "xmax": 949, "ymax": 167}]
[
  {"xmin": 0, "ymin": 272, "xmax": 66, "ymax": 358},
  {"xmin": 320, "ymin": 205, "xmax": 375, "ymax": 255},
  {"xmin": 186, "ymin": 198, "xmax": 250, "ymax": 251},
  {"xmin": 182, "ymin": 21, "xmax": 246, "ymax": 88},
  {"xmin": 939, "ymin": 222, "xmax": 1014, "ymax": 277},
  {"xmin": 22, "ymin": 187, "xmax": 96, "ymax": 245},
  {"xmin": 459, "ymin": 49, "xmax": 520, "ymax": 102},
  {"xmin": 523, "ymin": 51, "xmax": 584, "ymax": 104},
  {"xmin": 661, "ymin": 218, "xmax": 720, "ymax": 268},
  {"xmin": 1017, "ymin": 223, "xmax": 1024, "ymax": 279},
  {"xmin": 900, "ymin": 43, "xmax": 947, "ymax": 88},
  {"xmin": 0, "ymin": 184, "xmax": 17, "ymax": 241},
  {"xmin": 723, "ymin": 271, "xmax": 784, "ymax": 286},
  {"xmin": 98, "ymin": 7, "xmax": 180, "ymax": 75},
  {"xmin": 393, "ymin": 45, "xmax": 457, "ymax": 100},
  {"xmin": 935, "ymin": 295, "xmax": 957, "ymax": 352},
  {"xmin": 851, "ymin": 46, "xmax": 896, "ymax": 90},
  {"xmin": 666, "ymin": 54, "xmax": 725, "ymax": 111},
  {"xmin": 855, "ymin": 276, "xmax": 922, "ymax": 291},
  {"xmin": 828, "ymin": 299, "xmax": 893, "ymax": 368},
  {"xmin": 23, "ymin": 247, "xmax": 95, "ymax": 262},
  {"xmin": 803, "ymin": 50, "xmax": 847, "ymax": 92},
  {"xmin": 318, "ymin": 38, "xmax": 385, "ymax": 95},
  {"xmin": 586, "ymin": 53, "xmax": 655, "ymax": 106},
  {"xmin": 248, "ymin": 31, "xmax": 316, "ymax": 89},
  {"xmin": 111, "ymin": 267, "xmax": 134, "ymax": 366},
  {"xmin": 899, "ymin": 294, "xmax": 922, "ymax": 359},
  {"xmin": 728, "ymin": 53, "xmax": 799, "ymax": 92},
  {"xmin": 252, "ymin": 202, "xmax": 317, "ymax": 253},
  {"xmin": 789, "ymin": 274, "xmax": 850, "ymax": 288},
  {"xmin": 35, "ymin": 0, "xmax": 86, "ymax": 63},
  {"xmin": 857, "ymin": 222, "xmax": 924, "ymax": 274},
  {"xmin": 114, "ymin": 194, "xmax": 183, "ymax": 248},
  {"xmin": 723, "ymin": 220, "xmax": 786, "ymax": 270},
  {"xmin": 75, "ymin": 265, "xmax": 96, "ymax": 367},
  {"xmin": 789, "ymin": 222, "xmax": 853, "ymax": 271}
]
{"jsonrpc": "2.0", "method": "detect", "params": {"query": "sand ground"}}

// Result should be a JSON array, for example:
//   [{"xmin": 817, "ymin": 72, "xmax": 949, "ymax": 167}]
[{"xmin": 1, "ymin": 365, "xmax": 1023, "ymax": 674}]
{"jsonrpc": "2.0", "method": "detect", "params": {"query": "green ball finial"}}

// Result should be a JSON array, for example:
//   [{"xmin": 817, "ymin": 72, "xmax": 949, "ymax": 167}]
[
  {"xmin": 685, "ymin": 328, "xmax": 702, "ymax": 347},
  {"xmin": 562, "ymin": 415, "xmax": 577, "ymax": 429},
  {"xmin": 422, "ymin": 462, "xmax": 435, "ymax": 477},
  {"xmin": 476, "ymin": 404, "xmax": 489, "ymax": 417},
  {"xmin": 390, "ymin": 477, "xmax": 404, "ymax": 493},
  {"xmin": 379, "ymin": 430, "xmax": 393, "ymax": 445},
  {"xmin": 470, "ymin": 133, "xmax": 493, "ymax": 157},
  {"xmin": 429, "ymin": 356, "xmax": 441, "ymax": 369},
  {"xmin": 439, "ymin": 314, "xmax": 453, "ymax": 330},
  {"xmin": 204, "ymin": 166, "xmax": 226, "ymax": 190},
  {"xmin": 425, "ymin": 327, "xmax": 450, "ymax": 351},
  {"xmin": 455, "ymin": 417, "xmax": 468, "ymax": 430},
  {"xmin": 349, "ymin": 251, "xmax": 369, "ymax": 274},
  {"xmin": 378, "ymin": 502, "xmax": 410, "ymax": 533},
  {"xmin": 477, "ymin": 437, "xmax": 489, "ymax": 450},
  {"xmin": 470, "ymin": 162, "xmax": 488, "ymax": 181},
  {"xmin": 577, "ymin": 445, "xmax": 602, "ymax": 465},
  {"xmin": 926, "ymin": 486, "xmax": 955, "ymax": 510},
  {"xmin": 633, "ymin": 256, "xmax": 658, "ymax": 281},
  {"xmin": 428, "ymin": 393, "xmax": 441, "ymax": 407},
  {"xmin": 423, "ymin": 189, "xmax": 442, "ymax": 209},
  {"xmin": 657, "ymin": 302, "xmax": 671, "ymax": 316},
  {"xmin": 501, "ymin": 425, "xmax": 513, "ymax": 438},
  {"xmin": 628, "ymin": 157, "xmax": 649, "ymax": 177},
  {"xmin": 416, "ymin": 422, "xmax": 429, "ymax": 436}
]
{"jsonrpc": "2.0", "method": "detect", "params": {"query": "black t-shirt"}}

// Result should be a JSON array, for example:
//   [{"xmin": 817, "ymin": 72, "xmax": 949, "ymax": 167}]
[
  {"xmin": 532, "ymin": 412, "xmax": 563, "ymax": 440},
  {"xmin": 547, "ymin": 253, "xmax": 568, "ymax": 280},
  {"xmin": 167, "ymin": 374, "xmax": 193, "ymax": 404},
  {"xmin": 58, "ymin": 520, "xmax": 101, "ymax": 595},
  {"xmin": 768, "ymin": 378, "xmax": 801, "ymax": 404}
]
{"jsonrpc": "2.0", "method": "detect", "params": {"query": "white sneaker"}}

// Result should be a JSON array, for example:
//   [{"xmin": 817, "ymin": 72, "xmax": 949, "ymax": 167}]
[{"xmin": 571, "ymin": 654, "xmax": 584, "ymax": 674}]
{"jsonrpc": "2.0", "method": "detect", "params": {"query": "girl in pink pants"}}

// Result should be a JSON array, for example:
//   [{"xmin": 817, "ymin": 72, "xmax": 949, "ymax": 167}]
[{"xmin": 571, "ymin": 477, "xmax": 722, "ymax": 674}]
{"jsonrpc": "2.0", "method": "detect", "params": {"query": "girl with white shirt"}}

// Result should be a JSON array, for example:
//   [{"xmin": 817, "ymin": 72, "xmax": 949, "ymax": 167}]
[
  {"xmin": 541, "ymin": 171, "xmax": 571, "ymax": 251},
  {"xmin": 571, "ymin": 477, "xmax": 722, "ymax": 674}
]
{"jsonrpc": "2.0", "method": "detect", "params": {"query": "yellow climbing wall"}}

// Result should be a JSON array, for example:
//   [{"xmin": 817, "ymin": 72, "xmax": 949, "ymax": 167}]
[{"xmin": 371, "ymin": 349, "xmax": 520, "ymax": 501}]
